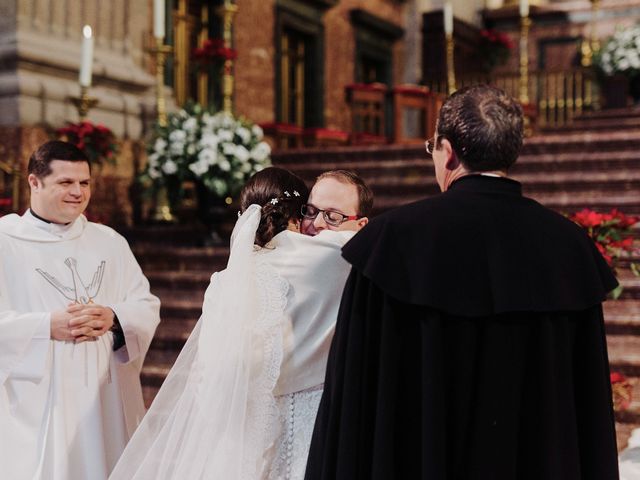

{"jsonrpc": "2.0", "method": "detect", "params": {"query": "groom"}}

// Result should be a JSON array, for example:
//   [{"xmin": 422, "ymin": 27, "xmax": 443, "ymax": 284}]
[
  {"xmin": 306, "ymin": 85, "xmax": 619, "ymax": 479},
  {"xmin": 300, "ymin": 170, "xmax": 372, "ymax": 236}
]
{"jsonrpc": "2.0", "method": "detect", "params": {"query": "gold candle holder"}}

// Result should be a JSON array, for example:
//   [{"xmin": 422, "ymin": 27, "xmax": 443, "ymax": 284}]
[
  {"xmin": 581, "ymin": 0, "xmax": 601, "ymax": 67},
  {"xmin": 148, "ymin": 38, "xmax": 175, "ymax": 222},
  {"xmin": 216, "ymin": 0, "xmax": 238, "ymax": 114},
  {"xmin": 446, "ymin": 33, "xmax": 456, "ymax": 96},
  {"xmin": 519, "ymin": 16, "xmax": 531, "ymax": 105},
  {"xmin": 149, "ymin": 38, "xmax": 173, "ymax": 127},
  {"xmin": 69, "ymin": 86, "xmax": 99, "ymax": 122}
]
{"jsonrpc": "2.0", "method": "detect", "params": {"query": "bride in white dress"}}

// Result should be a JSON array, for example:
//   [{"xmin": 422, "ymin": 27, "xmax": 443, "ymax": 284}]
[{"xmin": 109, "ymin": 167, "xmax": 354, "ymax": 480}]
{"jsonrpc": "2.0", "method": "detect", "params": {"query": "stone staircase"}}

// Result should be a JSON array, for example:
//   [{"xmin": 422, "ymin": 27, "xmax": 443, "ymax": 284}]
[{"xmin": 133, "ymin": 108, "xmax": 640, "ymax": 450}]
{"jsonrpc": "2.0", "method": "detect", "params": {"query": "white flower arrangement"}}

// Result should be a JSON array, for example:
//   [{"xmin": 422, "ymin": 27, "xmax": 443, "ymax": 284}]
[
  {"xmin": 596, "ymin": 24, "xmax": 640, "ymax": 77},
  {"xmin": 144, "ymin": 103, "xmax": 272, "ymax": 199}
]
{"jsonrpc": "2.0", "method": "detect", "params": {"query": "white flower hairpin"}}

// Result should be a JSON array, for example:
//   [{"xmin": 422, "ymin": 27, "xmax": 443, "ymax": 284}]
[{"xmin": 270, "ymin": 198, "xmax": 279, "ymax": 205}]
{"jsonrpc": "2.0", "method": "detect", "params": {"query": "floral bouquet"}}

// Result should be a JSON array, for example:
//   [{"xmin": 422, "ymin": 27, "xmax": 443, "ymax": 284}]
[
  {"xmin": 594, "ymin": 24, "xmax": 640, "ymax": 78},
  {"xmin": 55, "ymin": 121, "xmax": 118, "ymax": 167},
  {"xmin": 570, "ymin": 208, "xmax": 639, "ymax": 298},
  {"xmin": 478, "ymin": 29, "xmax": 514, "ymax": 72},
  {"xmin": 142, "ymin": 103, "xmax": 271, "ymax": 206}
]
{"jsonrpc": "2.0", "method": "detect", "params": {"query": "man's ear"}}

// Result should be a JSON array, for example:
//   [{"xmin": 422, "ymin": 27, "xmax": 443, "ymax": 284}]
[
  {"xmin": 442, "ymin": 138, "xmax": 461, "ymax": 171},
  {"xmin": 356, "ymin": 217, "xmax": 369, "ymax": 230},
  {"xmin": 28, "ymin": 173, "xmax": 41, "ymax": 191}
]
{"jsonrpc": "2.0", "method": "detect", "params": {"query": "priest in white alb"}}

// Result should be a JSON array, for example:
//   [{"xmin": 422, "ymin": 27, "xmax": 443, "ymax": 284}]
[{"xmin": 0, "ymin": 140, "xmax": 160, "ymax": 479}]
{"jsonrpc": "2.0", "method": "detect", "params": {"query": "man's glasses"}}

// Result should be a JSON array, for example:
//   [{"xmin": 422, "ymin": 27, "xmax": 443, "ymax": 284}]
[
  {"xmin": 425, "ymin": 134, "xmax": 443, "ymax": 156},
  {"xmin": 301, "ymin": 204, "xmax": 359, "ymax": 227},
  {"xmin": 425, "ymin": 138, "xmax": 435, "ymax": 156}
]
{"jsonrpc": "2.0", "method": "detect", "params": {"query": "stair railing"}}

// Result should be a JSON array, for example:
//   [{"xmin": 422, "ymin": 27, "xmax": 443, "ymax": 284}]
[{"xmin": 424, "ymin": 67, "xmax": 600, "ymax": 128}]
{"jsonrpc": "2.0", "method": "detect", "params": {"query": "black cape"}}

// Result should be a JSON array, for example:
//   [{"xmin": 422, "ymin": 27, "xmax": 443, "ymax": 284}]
[{"xmin": 305, "ymin": 175, "xmax": 620, "ymax": 480}]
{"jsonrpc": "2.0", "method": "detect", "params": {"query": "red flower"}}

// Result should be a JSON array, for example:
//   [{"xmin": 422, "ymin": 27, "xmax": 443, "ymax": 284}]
[
  {"xmin": 610, "ymin": 237, "xmax": 634, "ymax": 251},
  {"xmin": 54, "ymin": 120, "xmax": 117, "ymax": 166},
  {"xmin": 611, "ymin": 371, "xmax": 627, "ymax": 383},
  {"xmin": 192, "ymin": 38, "xmax": 237, "ymax": 63}
]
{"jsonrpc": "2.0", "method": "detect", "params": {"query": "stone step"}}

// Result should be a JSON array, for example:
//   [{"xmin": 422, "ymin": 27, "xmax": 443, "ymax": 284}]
[
  {"xmin": 147, "ymin": 270, "xmax": 212, "ymax": 292},
  {"xmin": 542, "ymin": 116, "xmax": 640, "ymax": 132},
  {"xmin": 122, "ymin": 223, "xmax": 209, "ymax": 246},
  {"xmin": 608, "ymin": 334, "xmax": 640, "ymax": 378},
  {"xmin": 276, "ymin": 150, "xmax": 640, "ymax": 180},
  {"xmin": 134, "ymin": 245, "xmax": 229, "ymax": 272},
  {"xmin": 356, "ymin": 170, "xmax": 640, "ymax": 198},
  {"xmin": 157, "ymin": 292, "xmax": 205, "ymax": 318},
  {"xmin": 272, "ymin": 133, "xmax": 640, "ymax": 167},
  {"xmin": 572, "ymin": 107, "xmax": 640, "ymax": 121},
  {"xmin": 522, "ymin": 130, "xmax": 640, "ymax": 155},
  {"xmin": 605, "ymin": 300, "xmax": 640, "ymax": 336}
]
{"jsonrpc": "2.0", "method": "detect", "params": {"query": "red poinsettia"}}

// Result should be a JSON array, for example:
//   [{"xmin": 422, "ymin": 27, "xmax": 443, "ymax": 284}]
[
  {"xmin": 570, "ymin": 208, "xmax": 639, "ymax": 297},
  {"xmin": 611, "ymin": 371, "xmax": 633, "ymax": 411},
  {"xmin": 192, "ymin": 39, "xmax": 238, "ymax": 63},
  {"xmin": 55, "ymin": 121, "xmax": 117, "ymax": 167},
  {"xmin": 478, "ymin": 29, "xmax": 514, "ymax": 72},
  {"xmin": 570, "ymin": 208, "xmax": 638, "ymax": 266}
]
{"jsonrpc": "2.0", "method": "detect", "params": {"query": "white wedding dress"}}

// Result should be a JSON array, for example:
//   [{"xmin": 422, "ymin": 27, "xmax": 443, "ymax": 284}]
[
  {"xmin": 110, "ymin": 205, "xmax": 353, "ymax": 480},
  {"xmin": 620, "ymin": 428, "xmax": 640, "ymax": 480}
]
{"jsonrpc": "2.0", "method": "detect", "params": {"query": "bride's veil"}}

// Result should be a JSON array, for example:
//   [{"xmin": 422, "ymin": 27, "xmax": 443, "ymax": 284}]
[{"xmin": 110, "ymin": 204, "xmax": 288, "ymax": 479}]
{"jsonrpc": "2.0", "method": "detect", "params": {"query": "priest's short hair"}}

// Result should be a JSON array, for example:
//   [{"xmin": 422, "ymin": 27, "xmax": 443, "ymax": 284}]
[{"xmin": 28, "ymin": 140, "xmax": 90, "ymax": 178}]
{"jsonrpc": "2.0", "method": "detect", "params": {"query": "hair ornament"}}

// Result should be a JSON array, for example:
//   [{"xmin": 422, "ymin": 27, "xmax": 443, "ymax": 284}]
[
  {"xmin": 269, "ymin": 198, "xmax": 279, "ymax": 205},
  {"xmin": 284, "ymin": 191, "xmax": 291, "ymax": 197},
  {"xmin": 293, "ymin": 190, "xmax": 300, "ymax": 197}
]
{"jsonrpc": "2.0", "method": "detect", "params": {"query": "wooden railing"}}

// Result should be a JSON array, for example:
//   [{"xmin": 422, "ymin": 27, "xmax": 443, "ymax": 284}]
[{"xmin": 425, "ymin": 67, "xmax": 600, "ymax": 127}]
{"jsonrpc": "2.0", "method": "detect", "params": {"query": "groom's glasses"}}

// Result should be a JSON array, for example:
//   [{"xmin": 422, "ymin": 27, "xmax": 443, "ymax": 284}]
[{"xmin": 301, "ymin": 204, "xmax": 359, "ymax": 227}]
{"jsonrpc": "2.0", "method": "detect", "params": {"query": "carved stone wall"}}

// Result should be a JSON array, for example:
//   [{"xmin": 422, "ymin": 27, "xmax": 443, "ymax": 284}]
[
  {"xmin": 0, "ymin": 0, "xmax": 157, "ymax": 224},
  {"xmin": 2, "ymin": 0, "xmax": 155, "ymax": 136}
]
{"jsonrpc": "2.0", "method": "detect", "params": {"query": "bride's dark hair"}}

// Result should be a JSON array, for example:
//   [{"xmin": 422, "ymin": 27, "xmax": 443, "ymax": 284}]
[{"xmin": 240, "ymin": 167, "xmax": 309, "ymax": 246}]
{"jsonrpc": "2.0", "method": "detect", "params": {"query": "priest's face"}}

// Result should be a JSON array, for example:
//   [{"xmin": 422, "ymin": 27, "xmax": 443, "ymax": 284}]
[{"xmin": 28, "ymin": 160, "xmax": 91, "ymax": 224}]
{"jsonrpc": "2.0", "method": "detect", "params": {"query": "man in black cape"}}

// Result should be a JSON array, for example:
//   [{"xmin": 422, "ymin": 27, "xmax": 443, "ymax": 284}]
[{"xmin": 305, "ymin": 85, "xmax": 619, "ymax": 479}]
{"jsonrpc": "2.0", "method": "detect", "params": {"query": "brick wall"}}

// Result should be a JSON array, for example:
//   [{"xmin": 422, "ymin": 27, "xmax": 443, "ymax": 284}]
[{"xmin": 233, "ymin": 0, "xmax": 406, "ymax": 132}]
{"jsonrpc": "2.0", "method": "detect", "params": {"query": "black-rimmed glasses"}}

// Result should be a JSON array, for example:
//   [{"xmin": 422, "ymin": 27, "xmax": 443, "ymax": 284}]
[{"xmin": 301, "ymin": 204, "xmax": 359, "ymax": 227}]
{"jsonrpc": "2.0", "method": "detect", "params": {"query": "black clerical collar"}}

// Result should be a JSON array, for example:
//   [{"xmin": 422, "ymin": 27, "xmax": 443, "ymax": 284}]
[
  {"xmin": 30, "ymin": 209, "xmax": 72, "ymax": 226},
  {"xmin": 448, "ymin": 174, "xmax": 522, "ymax": 196}
]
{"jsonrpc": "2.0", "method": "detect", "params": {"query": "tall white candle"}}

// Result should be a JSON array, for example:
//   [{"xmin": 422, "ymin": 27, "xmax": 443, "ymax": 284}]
[
  {"xmin": 79, "ymin": 25, "xmax": 94, "ymax": 87},
  {"xmin": 444, "ymin": 2, "xmax": 453, "ymax": 35},
  {"xmin": 154, "ymin": 0, "xmax": 165, "ymax": 39},
  {"xmin": 519, "ymin": 0, "xmax": 529, "ymax": 17}
]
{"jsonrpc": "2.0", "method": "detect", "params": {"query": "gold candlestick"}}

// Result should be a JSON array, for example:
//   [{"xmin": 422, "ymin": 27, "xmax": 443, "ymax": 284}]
[
  {"xmin": 149, "ymin": 38, "xmax": 173, "ymax": 127},
  {"xmin": 148, "ymin": 37, "xmax": 175, "ymax": 222},
  {"xmin": 519, "ymin": 16, "xmax": 531, "ymax": 104},
  {"xmin": 216, "ymin": 0, "xmax": 238, "ymax": 114},
  {"xmin": 446, "ymin": 33, "xmax": 456, "ymax": 95},
  {"xmin": 69, "ymin": 86, "xmax": 99, "ymax": 122},
  {"xmin": 581, "ymin": 0, "xmax": 601, "ymax": 67}
]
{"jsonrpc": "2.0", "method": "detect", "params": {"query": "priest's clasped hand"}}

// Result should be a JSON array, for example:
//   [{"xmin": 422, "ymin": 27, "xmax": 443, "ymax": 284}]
[
  {"xmin": 50, "ymin": 303, "xmax": 115, "ymax": 343},
  {"xmin": 67, "ymin": 303, "xmax": 115, "ymax": 343}
]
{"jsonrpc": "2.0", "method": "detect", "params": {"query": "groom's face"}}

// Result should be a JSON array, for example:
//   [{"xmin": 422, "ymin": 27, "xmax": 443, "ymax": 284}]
[{"xmin": 301, "ymin": 177, "xmax": 363, "ymax": 236}]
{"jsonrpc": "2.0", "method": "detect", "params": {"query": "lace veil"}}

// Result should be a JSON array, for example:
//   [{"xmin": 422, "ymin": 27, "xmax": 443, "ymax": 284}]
[{"xmin": 110, "ymin": 204, "xmax": 288, "ymax": 479}]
